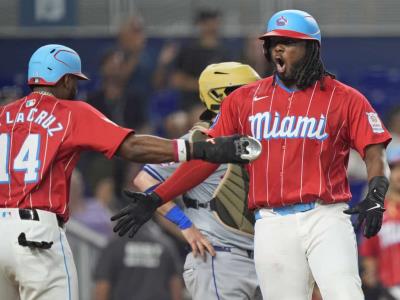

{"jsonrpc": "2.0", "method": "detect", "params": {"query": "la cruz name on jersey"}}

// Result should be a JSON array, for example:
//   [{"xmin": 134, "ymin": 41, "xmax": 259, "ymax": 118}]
[
  {"xmin": 2, "ymin": 102, "xmax": 64, "ymax": 136},
  {"xmin": 0, "ymin": 93, "xmax": 132, "ymax": 221},
  {"xmin": 209, "ymin": 76, "xmax": 392, "ymax": 209}
]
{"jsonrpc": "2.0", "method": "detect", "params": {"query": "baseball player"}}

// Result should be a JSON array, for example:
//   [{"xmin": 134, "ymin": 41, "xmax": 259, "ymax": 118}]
[
  {"xmin": 112, "ymin": 10, "xmax": 392, "ymax": 300},
  {"xmin": 133, "ymin": 62, "xmax": 263, "ymax": 300},
  {"xmin": 0, "ymin": 44, "xmax": 258, "ymax": 300}
]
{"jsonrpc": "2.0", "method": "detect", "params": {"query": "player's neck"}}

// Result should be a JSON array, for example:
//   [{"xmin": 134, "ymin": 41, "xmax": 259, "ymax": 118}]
[
  {"xmin": 281, "ymin": 80, "xmax": 297, "ymax": 90},
  {"xmin": 274, "ymin": 75, "xmax": 297, "ymax": 91}
]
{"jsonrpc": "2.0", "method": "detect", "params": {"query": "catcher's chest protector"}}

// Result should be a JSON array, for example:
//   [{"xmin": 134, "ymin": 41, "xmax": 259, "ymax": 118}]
[{"xmin": 190, "ymin": 123, "xmax": 255, "ymax": 235}]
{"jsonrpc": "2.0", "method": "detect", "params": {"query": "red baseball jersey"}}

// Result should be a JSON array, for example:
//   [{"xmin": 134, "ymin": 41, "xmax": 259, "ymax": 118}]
[
  {"xmin": 209, "ymin": 76, "xmax": 391, "ymax": 209},
  {"xmin": 359, "ymin": 200, "xmax": 400, "ymax": 287},
  {"xmin": 0, "ymin": 92, "xmax": 132, "ymax": 221}
]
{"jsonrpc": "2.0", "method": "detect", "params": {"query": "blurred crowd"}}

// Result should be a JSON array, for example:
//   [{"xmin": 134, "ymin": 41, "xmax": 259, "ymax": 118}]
[{"xmin": 2, "ymin": 8, "xmax": 400, "ymax": 300}]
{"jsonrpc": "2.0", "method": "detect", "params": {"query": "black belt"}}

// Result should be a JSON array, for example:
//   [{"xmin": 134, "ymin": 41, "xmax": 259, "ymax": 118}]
[
  {"xmin": 214, "ymin": 245, "xmax": 254, "ymax": 259},
  {"xmin": 183, "ymin": 195, "xmax": 212, "ymax": 209},
  {"xmin": 19, "ymin": 208, "xmax": 64, "ymax": 228}
]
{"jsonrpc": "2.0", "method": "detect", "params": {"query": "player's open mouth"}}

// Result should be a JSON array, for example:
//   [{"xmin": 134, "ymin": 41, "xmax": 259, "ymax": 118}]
[{"xmin": 275, "ymin": 57, "xmax": 286, "ymax": 74}]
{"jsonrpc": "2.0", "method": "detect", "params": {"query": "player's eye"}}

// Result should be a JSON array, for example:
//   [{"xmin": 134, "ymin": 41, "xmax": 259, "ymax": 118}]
[{"xmin": 270, "ymin": 38, "xmax": 299, "ymax": 47}]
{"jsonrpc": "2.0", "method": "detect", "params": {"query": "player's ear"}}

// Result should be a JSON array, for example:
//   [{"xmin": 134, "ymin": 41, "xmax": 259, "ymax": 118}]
[
  {"xmin": 63, "ymin": 75, "xmax": 77, "ymax": 89},
  {"xmin": 57, "ymin": 75, "xmax": 69, "ymax": 89},
  {"xmin": 64, "ymin": 75, "xmax": 73, "ymax": 87}
]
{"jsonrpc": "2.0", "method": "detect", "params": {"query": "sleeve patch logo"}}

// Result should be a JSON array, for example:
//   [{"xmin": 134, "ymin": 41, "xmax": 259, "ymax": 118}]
[
  {"xmin": 26, "ymin": 99, "xmax": 36, "ymax": 107},
  {"xmin": 366, "ymin": 112, "xmax": 384, "ymax": 133}
]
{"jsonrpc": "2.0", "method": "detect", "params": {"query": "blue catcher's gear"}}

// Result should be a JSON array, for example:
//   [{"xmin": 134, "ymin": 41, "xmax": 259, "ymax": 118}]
[
  {"xmin": 259, "ymin": 10, "xmax": 321, "ymax": 44},
  {"xmin": 28, "ymin": 44, "xmax": 89, "ymax": 86}
]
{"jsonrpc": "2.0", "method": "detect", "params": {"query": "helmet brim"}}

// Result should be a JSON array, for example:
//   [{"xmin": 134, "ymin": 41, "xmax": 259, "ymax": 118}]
[
  {"xmin": 73, "ymin": 72, "xmax": 89, "ymax": 81},
  {"xmin": 28, "ymin": 72, "xmax": 89, "ymax": 86},
  {"xmin": 259, "ymin": 29, "xmax": 320, "ymax": 43}
]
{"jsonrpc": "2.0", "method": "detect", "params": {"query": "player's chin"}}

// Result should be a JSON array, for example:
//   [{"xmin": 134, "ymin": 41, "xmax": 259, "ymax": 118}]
[{"xmin": 276, "ymin": 71, "xmax": 294, "ymax": 82}]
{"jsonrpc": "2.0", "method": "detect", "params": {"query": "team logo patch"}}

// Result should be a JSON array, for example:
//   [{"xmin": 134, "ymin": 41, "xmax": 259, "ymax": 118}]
[
  {"xmin": 26, "ymin": 99, "xmax": 36, "ymax": 107},
  {"xmin": 276, "ymin": 16, "xmax": 288, "ymax": 26},
  {"xmin": 366, "ymin": 112, "xmax": 384, "ymax": 133}
]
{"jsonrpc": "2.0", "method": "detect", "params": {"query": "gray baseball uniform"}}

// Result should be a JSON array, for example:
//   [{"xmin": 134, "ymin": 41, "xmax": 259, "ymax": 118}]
[{"xmin": 144, "ymin": 134, "xmax": 262, "ymax": 300}]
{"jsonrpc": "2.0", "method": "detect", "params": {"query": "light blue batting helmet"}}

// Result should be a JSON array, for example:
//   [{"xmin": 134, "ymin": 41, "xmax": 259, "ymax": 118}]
[
  {"xmin": 259, "ymin": 10, "xmax": 321, "ymax": 44},
  {"xmin": 28, "ymin": 44, "xmax": 89, "ymax": 85}
]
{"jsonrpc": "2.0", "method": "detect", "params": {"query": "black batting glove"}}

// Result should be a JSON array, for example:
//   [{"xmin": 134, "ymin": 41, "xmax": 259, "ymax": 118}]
[
  {"xmin": 111, "ymin": 191, "xmax": 162, "ymax": 238},
  {"xmin": 192, "ymin": 135, "xmax": 261, "ymax": 164},
  {"xmin": 344, "ymin": 176, "xmax": 389, "ymax": 238}
]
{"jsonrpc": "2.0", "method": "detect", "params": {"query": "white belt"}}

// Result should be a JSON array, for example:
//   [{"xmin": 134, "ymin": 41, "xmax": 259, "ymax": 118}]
[{"xmin": 0, "ymin": 208, "xmax": 60, "ymax": 228}]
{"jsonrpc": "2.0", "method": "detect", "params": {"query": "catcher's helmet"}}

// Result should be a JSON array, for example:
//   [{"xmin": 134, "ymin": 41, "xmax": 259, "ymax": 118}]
[
  {"xmin": 259, "ymin": 10, "xmax": 321, "ymax": 44},
  {"xmin": 28, "ymin": 44, "xmax": 89, "ymax": 86},
  {"xmin": 198, "ymin": 62, "xmax": 260, "ymax": 116}
]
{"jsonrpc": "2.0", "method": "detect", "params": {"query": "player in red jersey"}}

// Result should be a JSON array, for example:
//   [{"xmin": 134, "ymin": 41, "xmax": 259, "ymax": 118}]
[
  {"xmin": 360, "ymin": 145, "xmax": 400, "ymax": 299},
  {"xmin": 0, "ymin": 44, "xmax": 259, "ymax": 300},
  {"xmin": 111, "ymin": 10, "xmax": 391, "ymax": 300}
]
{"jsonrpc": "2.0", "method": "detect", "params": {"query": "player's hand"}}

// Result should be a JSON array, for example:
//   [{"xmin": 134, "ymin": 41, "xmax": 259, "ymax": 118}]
[
  {"xmin": 192, "ymin": 135, "xmax": 262, "ymax": 164},
  {"xmin": 111, "ymin": 191, "xmax": 162, "ymax": 238},
  {"xmin": 181, "ymin": 225, "xmax": 215, "ymax": 261},
  {"xmin": 344, "ymin": 176, "xmax": 389, "ymax": 238}
]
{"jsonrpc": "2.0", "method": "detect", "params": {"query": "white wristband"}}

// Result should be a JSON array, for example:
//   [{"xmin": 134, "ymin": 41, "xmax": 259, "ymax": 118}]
[{"xmin": 176, "ymin": 139, "xmax": 188, "ymax": 162}]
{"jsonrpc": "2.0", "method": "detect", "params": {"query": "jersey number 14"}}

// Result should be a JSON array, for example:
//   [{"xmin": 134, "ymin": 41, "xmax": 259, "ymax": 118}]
[{"xmin": 0, "ymin": 133, "xmax": 41, "ymax": 183}]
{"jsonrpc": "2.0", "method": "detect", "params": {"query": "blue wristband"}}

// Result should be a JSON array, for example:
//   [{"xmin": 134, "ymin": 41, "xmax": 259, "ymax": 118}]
[{"xmin": 164, "ymin": 206, "xmax": 192, "ymax": 230}]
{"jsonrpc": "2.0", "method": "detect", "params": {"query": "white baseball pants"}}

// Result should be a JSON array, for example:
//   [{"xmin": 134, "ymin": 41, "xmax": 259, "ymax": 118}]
[
  {"xmin": 254, "ymin": 202, "xmax": 363, "ymax": 300},
  {"xmin": 0, "ymin": 208, "xmax": 78, "ymax": 300}
]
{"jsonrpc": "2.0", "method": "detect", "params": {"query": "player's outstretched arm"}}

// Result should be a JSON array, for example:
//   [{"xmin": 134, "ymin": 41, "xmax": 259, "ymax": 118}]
[
  {"xmin": 112, "ymin": 132, "xmax": 262, "ymax": 238},
  {"xmin": 115, "ymin": 133, "xmax": 261, "ymax": 164},
  {"xmin": 344, "ymin": 144, "xmax": 390, "ymax": 238}
]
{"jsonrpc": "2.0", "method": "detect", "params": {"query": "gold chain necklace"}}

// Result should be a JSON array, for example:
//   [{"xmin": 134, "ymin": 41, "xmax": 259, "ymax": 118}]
[{"xmin": 33, "ymin": 91, "xmax": 55, "ymax": 97}]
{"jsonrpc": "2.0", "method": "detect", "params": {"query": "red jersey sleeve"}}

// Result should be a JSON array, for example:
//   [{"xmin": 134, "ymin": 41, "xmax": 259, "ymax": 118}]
[
  {"xmin": 208, "ymin": 90, "xmax": 241, "ymax": 137},
  {"xmin": 68, "ymin": 101, "xmax": 133, "ymax": 158},
  {"xmin": 359, "ymin": 235, "xmax": 380, "ymax": 258},
  {"xmin": 154, "ymin": 160, "xmax": 219, "ymax": 203},
  {"xmin": 347, "ymin": 91, "xmax": 391, "ymax": 158}
]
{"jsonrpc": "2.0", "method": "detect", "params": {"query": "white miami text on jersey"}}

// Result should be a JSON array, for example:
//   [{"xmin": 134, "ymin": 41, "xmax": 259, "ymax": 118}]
[{"xmin": 248, "ymin": 111, "xmax": 328, "ymax": 141}]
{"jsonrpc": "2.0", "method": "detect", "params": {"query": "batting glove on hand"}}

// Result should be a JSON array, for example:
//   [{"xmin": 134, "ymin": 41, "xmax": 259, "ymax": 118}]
[
  {"xmin": 192, "ymin": 135, "xmax": 262, "ymax": 164},
  {"xmin": 111, "ymin": 191, "xmax": 162, "ymax": 238},
  {"xmin": 344, "ymin": 176, "xmax": 389, "ymax": 238}
]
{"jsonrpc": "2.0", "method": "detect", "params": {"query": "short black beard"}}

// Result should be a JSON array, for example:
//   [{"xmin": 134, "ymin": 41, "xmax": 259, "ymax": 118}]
[{"xmin": 274, "ymin": 56, "xmax": 306, "ymax": 86}]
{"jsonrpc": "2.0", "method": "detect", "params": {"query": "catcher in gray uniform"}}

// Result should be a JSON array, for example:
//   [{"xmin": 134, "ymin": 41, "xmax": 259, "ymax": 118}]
[{"xmin": 133, "ymin": 62, "xmax": 263, "ymax": 300}]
